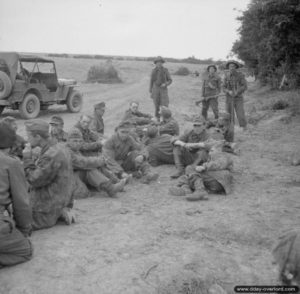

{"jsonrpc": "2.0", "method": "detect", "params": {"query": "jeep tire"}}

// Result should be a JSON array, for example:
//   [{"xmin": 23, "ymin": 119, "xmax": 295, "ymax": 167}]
[
  {"xmin": 0, "ymin": 72, "xmax": 12, "ymax": 99},
  {"xmin": 19, "ymin": 93, "xmax": 40, "ymax": 119},
  {"xmin": 0, "ymin": 106, "xmax": 4, "ymax": 115},
  {"xmin": 67, "ymin": 90, "xmax": 82, "ymax": 113}
]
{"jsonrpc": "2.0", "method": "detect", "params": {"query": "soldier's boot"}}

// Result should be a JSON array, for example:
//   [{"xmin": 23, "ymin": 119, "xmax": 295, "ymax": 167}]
[
  {"xmin": 61, "ymin": 207, "xmax": 76, "ymax": 225},
  {"xmin": 186, "ymin": 178, "xmax": 209, "ymax": 201},
  {"xmin": 139, "ymin": 163, "xmax": 159, "ymax": 184},
  {"xmin": 169, "ymin": 184, "xmax": 192, "ymax": 196},
  {"xmin": 170, "ymin": 147, "xmax": 185, "ymax": 179},
  {"xmin": 100, "ymin": 179, "xmax": 126, "ymax": 197}
]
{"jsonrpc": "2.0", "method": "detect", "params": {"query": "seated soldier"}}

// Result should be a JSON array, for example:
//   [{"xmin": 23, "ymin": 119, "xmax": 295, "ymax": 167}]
[
  {"xmin": 74, "ymin": 114, "xmax": 103, "ymax": 156},
  {"xmin": 103, "ymin": 121, "xmax": 159, "ymax": 184},
  {"xmin": 0, "ymin": 123, "xmax": 33, "ymax": 268},
  {"xmin": 66, "ymin": 128, "xmax": 126, "ymax": 197},
  {"xmin": 91, "ymin": 102, "xmax": 105, "ymax": 136},
  {"xmin": 122, "ymin": 101, "xmax": 152, "ymax": 126},
  {"xmin": 143, "ymin": 126, "xmax": 174, "ymax": 166},
  {"xmin": 169, "ymin": 139, "xmax": 233, "ymax": 201},
  {"xmin": 1, "ymin": 116, "xmax": 26, "ymax": 160},
  {"xmin": 157, "ymin": 106, "xmax": 179, "ymax": 136},
  {"xmin": 49, "ymin": 115, "xmax": 68, "ymax": 143},
  {"xmin": 170, "ymin": 117, "xmax": 210, "ymax": 179},
  {"xmin": 23, "ymin": 119, "xmax": 75, "ymax": 229},
  {"xmin": 273, "ymin": 230, "xmax": 300, "ymax": 286}
]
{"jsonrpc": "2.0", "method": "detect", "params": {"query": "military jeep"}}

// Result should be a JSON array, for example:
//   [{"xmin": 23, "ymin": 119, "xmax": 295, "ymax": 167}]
[{"xmin": 0, "ymin": 52, "xmax": 83, "ymax": 119}]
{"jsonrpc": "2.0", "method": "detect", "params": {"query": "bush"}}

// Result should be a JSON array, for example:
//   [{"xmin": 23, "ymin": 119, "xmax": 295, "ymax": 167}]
[
  {"xmin": 87, "ymin": 62, "xmax": 122, "ymax": 84},
  {"xmin": 174, "ymin": 66, "xmax": 190, "ymax": 76}
]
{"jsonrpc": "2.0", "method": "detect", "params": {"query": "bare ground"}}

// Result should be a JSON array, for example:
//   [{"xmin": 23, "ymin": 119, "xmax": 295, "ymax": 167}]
[{"xmin": 0, "ymin": 65, "xmax": 299, "ymax": 294}]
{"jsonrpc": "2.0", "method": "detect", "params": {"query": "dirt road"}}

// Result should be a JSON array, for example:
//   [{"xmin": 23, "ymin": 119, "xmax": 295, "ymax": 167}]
[{"xmin": 0, "ymin": 62, "xmax": 299, "ymax": 294}]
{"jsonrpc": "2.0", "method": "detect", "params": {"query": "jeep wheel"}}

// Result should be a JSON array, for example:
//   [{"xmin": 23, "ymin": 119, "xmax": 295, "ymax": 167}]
[
  {"xmin": 67, "ymin": 90, "xmax": 82, "ymax": 113},
  {"xmin": 0, "ymin": 72, "xmax": 12, "ymax": 99},
  {"xmin": 0, "ymin": 106, "xmax": 4, "ymax": 115},
  {"xmin": 19, "ymin": 93, "xmax": 40, "ymax": 119}
]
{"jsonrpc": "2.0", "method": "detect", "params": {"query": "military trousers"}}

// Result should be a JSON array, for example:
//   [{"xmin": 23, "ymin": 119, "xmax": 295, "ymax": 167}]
[
  {"xmin": 202, "ymin": 97, "xmax": 219, "ymax": 119},
  {"xmin": 147, "ymin": 145, "xmax": 174, "ymax": 166},
  {"xmin": 151, "ymin": 84, "xmax": 169, "ymax": 119},
  {"xmin": 226, "ymin": 95, "xmax": 247, "ymax": 127},
  {"xmin": 0, "ymin": 218, "xmax": 33, "ymax": 267}
]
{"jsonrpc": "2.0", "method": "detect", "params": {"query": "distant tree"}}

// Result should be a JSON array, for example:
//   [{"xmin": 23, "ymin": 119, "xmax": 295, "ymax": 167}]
[{"xmin": 232, "ymin": 0, "xmax": 300, "ymax": 88}]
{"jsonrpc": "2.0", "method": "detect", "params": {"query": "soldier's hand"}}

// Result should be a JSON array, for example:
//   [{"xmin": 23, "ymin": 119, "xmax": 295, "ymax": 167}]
[
  {"xmin": 134, "ymin": 155, "xmax": 144, "ymax": 164},
  {"xmin": 195, "ymin": 166, "xmax": 205, "ymax": 172}
]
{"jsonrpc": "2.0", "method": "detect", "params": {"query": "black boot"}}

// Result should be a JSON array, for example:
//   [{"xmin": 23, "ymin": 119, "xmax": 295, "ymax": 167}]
[
  {"xmin": 171, "ymin": 146, "xmax": 185, "ymax": 179},
  {"xmin": 100, "ymin": 179, "xmax": 126, "ymax": 197}
]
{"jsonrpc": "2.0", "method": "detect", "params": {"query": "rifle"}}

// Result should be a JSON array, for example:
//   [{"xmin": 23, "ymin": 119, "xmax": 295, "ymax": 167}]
[{"xmin": 195, "ymin": 94, "xmax": 226, "ymax": 106}]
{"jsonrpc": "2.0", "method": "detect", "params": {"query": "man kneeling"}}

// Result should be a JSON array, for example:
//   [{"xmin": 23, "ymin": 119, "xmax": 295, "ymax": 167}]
[{"xmin": 169, "ymin": 140, "xmax": 233, "ymax": 201}]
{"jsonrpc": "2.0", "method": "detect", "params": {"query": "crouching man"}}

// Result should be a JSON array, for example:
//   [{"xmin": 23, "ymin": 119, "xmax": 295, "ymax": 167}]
[
  {"xmin": 0, "ymin": 122, "xmax": 33, "ymax": 267},
  {"xmin": 23, "ymin": 119, "xmax": 75, "ymax": 230},
  {"xmin": 103, "ymin": 121, "xmax": 159, "ymax": 184},
  {"xmin": 66, "ymin": 128, "xmax": 126, "ymax": 197},
  {"xmin": 169, "ymin": 140, "xmax": 233, "ymax": 201}
]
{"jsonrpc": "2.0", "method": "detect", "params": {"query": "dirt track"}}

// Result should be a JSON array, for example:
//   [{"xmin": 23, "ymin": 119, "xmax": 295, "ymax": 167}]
[{"xmin": 0, "ymin": 61, "xmax": 299, "ymax": 294}]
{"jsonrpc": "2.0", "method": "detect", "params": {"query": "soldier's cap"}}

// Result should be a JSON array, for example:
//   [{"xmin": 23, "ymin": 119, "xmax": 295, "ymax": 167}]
[
  {"xmin": 1, "ymin": 116, "xmax": 16, "ymax": 124},
  {"xmin": 117, "ymin": 120, "xmax": 133, "ymax": 130},
  {"xmin": 160, "ymin": 106, "xmax": 172, "ymax": 119},
  {"xmin": 219, "ymin": 112, "xmax": 231, "ymax": 121},
  {"xmin": 49, "ymin": 115, "xmax": 64, "ymax": 125},
  {"xmin": 68, "ymin": 128, "xmax": 83, "ymax": 140},
  {"xmin": 225, "ymin": 60, "xmax": 241, "ymax": 69},
  {"xmin": 154, "ymin": 56, "xmax": 165, "ymax": 64},
  {"xmin": 25, "ymin": 119, "xmax": 49, "ymax": 134},
  {"xmin": 207, "ymin": 64, "xmax": 217, "ymax": 72},
  {"xmin": 94, "ymin": 102, "xmax": 106, "ymax": 109},
  {"xmin": 193, "ymin": 117, "xmax": 206, "ymax": 126},
  {"xmin": 147, "ymin": 126, "xmax": 158, "ymax": 138},
  {"xmin": 0, "ymin": 122, "xmax": 16, "ymax": 149}
]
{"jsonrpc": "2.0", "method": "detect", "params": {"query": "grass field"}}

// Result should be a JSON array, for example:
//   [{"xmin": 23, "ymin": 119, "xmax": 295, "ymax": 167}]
[{"xmin": 1, "ymin": 56, "xmax": 299, "ymax": 294}]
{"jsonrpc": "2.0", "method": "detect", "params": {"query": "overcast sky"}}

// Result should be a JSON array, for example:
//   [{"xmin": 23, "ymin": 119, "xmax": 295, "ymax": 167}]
[{"xmin": 0, "ymin": 0, "xmax": 250, "ymax": 60}]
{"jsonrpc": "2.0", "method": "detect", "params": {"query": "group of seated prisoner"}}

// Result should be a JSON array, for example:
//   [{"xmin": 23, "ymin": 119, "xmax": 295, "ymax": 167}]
[{"xmin": 0, "ymin": 100, "xmax": 236, "ymax": 268}]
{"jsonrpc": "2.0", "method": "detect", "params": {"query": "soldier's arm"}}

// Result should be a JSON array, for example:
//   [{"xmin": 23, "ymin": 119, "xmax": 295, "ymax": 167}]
[
  {"xmin": 79, "ymin": 141, "xmax": 102, "ymax": 152},
  {"xmin": 128, "ymin": 135, "xmax": 143, "ymax": 151},
  {"xmin": 235, "ymin": 74, "xmax": 248, "ymax": 96},
  {"xmin": 149, "ymin": 70, "xmax": 154, "ymax": 92},
  {"xmin": 24, "ymin": 152, "xmax": 62, "ymax": 188},
  {"xmin": 9, "ymin": 159, "xmax": 32, "ymax": 235},
  {"xmin": 222, "ymin": 76, "xmax": 230, "ymax": 93},
  {"xmin": 71, "ymin": 152, "xmax": 106, "ymax": 170},
  {"xmin": 165, "ymin": 69, "xmax": 172, "ymax": 86},
  {"xmin": 201, "ymin": 80, "xmax": 206, "ymax": 97},
  {"xmin": 103, "ymin": 139, "xmax": 124, "ymax": 172}
]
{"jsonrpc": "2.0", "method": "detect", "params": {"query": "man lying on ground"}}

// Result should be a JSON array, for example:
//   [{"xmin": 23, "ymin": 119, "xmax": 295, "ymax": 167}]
[
  {"xmin": 66, "ymin": 128, "xmax": 126, "ymax": 198},
  {"xmin": 103, "ymin": 121, "xmax": 159, "ymax": 184},
  {"xmin": 169, "ymin": 139, "xmax": 233, "ymax": 201},
  {"xmin": 170, "ymin": 117, "xmax": 210, "ymax": 179},
  {"xmin": 0, "ymin": 122, "xmax": 33, "ymax": 268},
  {"xmin": 23, "ymin": 119, "xmax": 75, "ymax": 229}
]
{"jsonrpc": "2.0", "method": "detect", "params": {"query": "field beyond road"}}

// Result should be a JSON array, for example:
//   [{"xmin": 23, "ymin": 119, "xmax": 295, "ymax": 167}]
[{"xmin": 0, "ymin": 57, "xmax": 299, "ymax": 294}]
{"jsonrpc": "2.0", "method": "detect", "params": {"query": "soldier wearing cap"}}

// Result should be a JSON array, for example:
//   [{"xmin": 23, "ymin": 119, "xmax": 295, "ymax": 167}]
[
  {"xmin": 143, "ymin": 126, "xmax": 175, "ymax": 166},
  {"xmin": 201, "ymin": 64, "xmax": 221, "ymax": 120},
  {"xmin": 91, "ymin": 102, "xmax": 105, "ymax": 135},
  {"xmin": 66, "ymin": 128, "xmax": 126, "ymax": 198},
  {"xmin": 23, "ymin": 119, "xmax": 75, "ymax": 229},
  {"xmin": 1, "ymin": 116, "xmax": 26, "ymax": 159},
  {"xmin": 0, "ymin": 122, "xmax": 33, "ymax": 267},
  {"xmin": 169, "ymin": 139, "xmax": 233, "ymax": 201},
  {"xmin": 223, "ymin": 60, "xmax": 248, "ymax": 130},
  {"xmin": 49, "ymin": 115, "xmax": 68, "ymax": 143},
  {"xmin": 149, "ymin": 56, "xmax": 172, "ymax": 121},
  {"xmin": 158, "ymin": 106, "xmax": 180, "ymax": 136},
  {"xmin": 103, "ymin": 121, "xmax": 159, "ymax": 184},
  {"xmin": 170, "ymin": 117, "xmax": 210, "ymax": 179}
]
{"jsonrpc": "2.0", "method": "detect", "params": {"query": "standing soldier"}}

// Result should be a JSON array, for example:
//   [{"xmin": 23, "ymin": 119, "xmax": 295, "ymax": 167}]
[
  {"xmin": 223, "ymin": 60, "xmax": 248, "ymax": 130},
  {"xmin": 149, "ymin": 56, "xmax": 172, "ymax": 121},
  {"xmin": 49, "ymin": 115, "xmax": 68, "ymax": 143},
  {"xmin": 201, "ymin": 64, "xmax": 221, "ymax": 120},
  {"xmin": 0, "ymin": 122, "xmax": 33, "ymax": 267},
  {"xmin": 91, "ymin": 102, "xmax": 105, "ymax": 136},
  {"xmin": 23, "ymin": 119, "xmax": 75, "ymax": 229}
]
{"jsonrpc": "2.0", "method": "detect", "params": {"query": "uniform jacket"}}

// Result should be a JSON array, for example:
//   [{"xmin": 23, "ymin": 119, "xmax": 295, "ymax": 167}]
[
  {"xmin": 24, "ymin": 142, "xmax": 74, "ymax": 229},
  {"xmin": 202, "ymin": 73, "xmax": 221, "ymax": 98},
  {"xmin": 0, "ymin": 152, "xmax": 32, "ymax": 235},
  {"xmin": 50, "ymin": 130, "xmax": 68, "ymax": 143},
  {"xmin": 74, "ymin": 122, "xmax": 99, "ymax": 143},
  {"xmin": 150, "ymin": 67, "xmax": 172, "ymax": 90},
  {"xmin": 159, "ymin": 117, "xmax": 180, "ymax": 136},
  {"xmin": 122, "ymin": 109, "xmax": 152, "ymax": 126},
  {"xmin": 179, "ymin": 129, "xmax": 209, "ymax": 144},
  {"xmin": 223, "ymin": 71, "xmax": 247, "ymax": 98}
]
